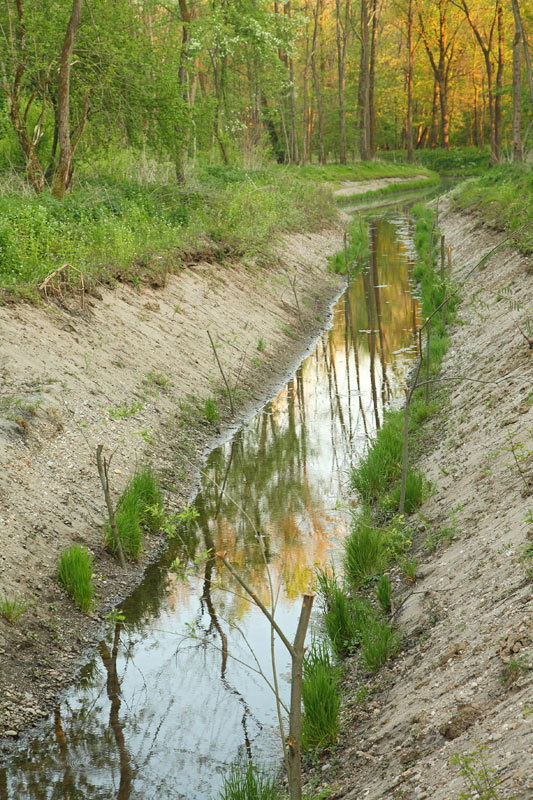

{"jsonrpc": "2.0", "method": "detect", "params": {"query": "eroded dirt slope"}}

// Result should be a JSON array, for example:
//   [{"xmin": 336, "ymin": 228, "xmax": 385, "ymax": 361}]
[
  {"xmin": 0, "ymin": 229, "xmax": 344, "ymax": 743},
  {"xmin": 305, "ymin": 201, "xmax": 533, "ymax": 800}
]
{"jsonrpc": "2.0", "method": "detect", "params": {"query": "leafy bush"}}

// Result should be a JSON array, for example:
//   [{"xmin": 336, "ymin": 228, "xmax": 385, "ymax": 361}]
[{"xmin": 58, "ymin": 545, "xmax": 94, "ymax": 612}]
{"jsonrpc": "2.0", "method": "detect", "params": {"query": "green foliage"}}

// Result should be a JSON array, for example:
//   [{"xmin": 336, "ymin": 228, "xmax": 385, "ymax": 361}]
[
  {"xmin": 0, "ymin": 162, "xmax": 337, "ymax": 292},
  {"xmin": 58, "ymin": 545, "xmax": 94, "ymax": 612},
  {"xmin": 344, "ymin": 515, "xmax": 389, "ymax": 590},
  {"xmin": 452, "ymin": 164, "xmax": 533, "ymax": 255},
  {"xmin": 351, "ymin": 410, "xmax": 403, "ymax": 504},
  {"xmin": 214, "ymin": 761, "xmax": 283, "ymax": 800},
  {"xmin": 203, "ymin": 396, "xmax": 220, "ymax": 423},
  {"xmin": 105, "ymin": 465, "xmax": 163, "ymax": 558},
  {"xmin": 380, "ymin": 147, "xmax": 490, "ymax": 176},
  {"xmin": 302, "ymin": 642, "xmax": 341, "ymax": 751},
  {"xmin": 0, "ymin": 593, "xmax": 29, "ymax": 622},
  {"xmin": 359, "ymin": 617, "xmax": 401, "ymax": 673},
  {"xmin": 109, "ymin": 401, "xmax": 144, "ymax": 419},
  {"xmin": 450, "ymin": 744, "xmax": 514, "ymax": 800},
  {"xmin": 317, "ymin": 569, "xmax": 374, "ymax": 657},
  {"xmin": 336, "ymin": 174, "xmax": 440, "ymax": 206}
]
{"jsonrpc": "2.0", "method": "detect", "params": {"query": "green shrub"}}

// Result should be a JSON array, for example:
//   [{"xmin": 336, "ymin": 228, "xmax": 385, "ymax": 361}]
[
  {"xmin": 344, "ymin": 515, "xmax": 389, "ymax": 590},
  {"xmin": 215, "ymin": 761, "xmax": 282, "ymax": 800},
  {"xmin": 359, "ymin": 617, "xmax": 400, "ymax": 673},
  {"xmin": 302, "ymin": 642, "xmax": 341, "ymax": 751},
  {"xmin": 58, "ymin": 545, "xmax": 94, "ymax": 612}
]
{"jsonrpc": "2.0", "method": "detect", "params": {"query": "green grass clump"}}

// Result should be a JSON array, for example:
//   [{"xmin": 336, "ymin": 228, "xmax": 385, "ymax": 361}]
[
  {"xmin": 105, "ymin": 465, "xmax": 163, "ymax": 558},
  {"xmin": 359, "ymin": 617, "xmax": 401, "ymax": 673},
  {"xmin": 215, "ymin": 762, "xmax": 282, "ymax": 800},
  {"xmin": 58, "ymin": 545, "xmax": 94, "ymax": 612},
  {"xmin": 302, "ymin": 642, "xmax": 341, "ymax": 751},
  {"xmin": 203, "ymin": 396, "xmax": 220, "ymax": 423},
  {"xmin": 336, "ymin": 174, "xmax": 439, "ymax": 206},
  {"xmin": 380, "ymin": 146, "xmax": 490, "ymax": 176},
  {"xmin": 317, "ymin": 569, "xmax": 373, "ymax": 657},
  {"xmin": 344, "ymin": 515, "xmax": 389, "ymax": 590},
  {"xmin": 0, "ymin": 593, "xmax": 29, "ymax": 622},
  {"xmin": 351, "ymin": 409, "xmax": 403, "ymax": 503}
]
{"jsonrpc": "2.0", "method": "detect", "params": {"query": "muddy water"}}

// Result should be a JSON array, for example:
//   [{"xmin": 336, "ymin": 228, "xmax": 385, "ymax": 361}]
[{"xmin": 1, "ymin": 215, "xmax": 421, "ymax": 800}]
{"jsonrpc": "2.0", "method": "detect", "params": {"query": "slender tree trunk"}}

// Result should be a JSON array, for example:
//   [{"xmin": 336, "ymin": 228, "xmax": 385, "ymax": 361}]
[
  {"xmin": 511, "ymin": 0, "xmax": 522, "ymax": 161},
  {"xmin": 51, "ymin": 0, "xmax": 84, "ymax": 200},
  {"xmin": 335, "ymin": 0, "xmax": 350, "ymax": 164},
  {"xmin": 311, "ymin": 0, "xmax": 325, "ymax": 164},
  {"xmin": 368, "ymin": 0, "xmax": 379, "ymax": 157},
  {"xmin": 174, "ymin": 0, "xmax": 192, "ymax": 182},
  {"xmin": 406, "ymin": 0, "xmax": 414, "ymax": 162},
  {"xmin": 358, "ymin": 0, "xmax": 371, "ymax": 159}
]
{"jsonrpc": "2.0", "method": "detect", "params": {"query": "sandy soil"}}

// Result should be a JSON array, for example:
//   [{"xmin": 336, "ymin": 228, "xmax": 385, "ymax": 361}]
[
  {"xmin": 333, "ymin": 175, "xmax": 430, "ymax": 197},
  {"xmin": 0, "ymin": 228, "xmax": 345, "ymax": 746},
  {"xmin": 303, "ymin": 201, "xmax": 533, "ymax": 800}
]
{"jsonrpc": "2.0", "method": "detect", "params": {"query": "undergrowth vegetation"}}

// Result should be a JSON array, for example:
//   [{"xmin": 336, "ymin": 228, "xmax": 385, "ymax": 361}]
[
  {"xmin": 0, "ymin": 155, "xmax": 338, "ymax": 296},
  {"xmin": 214, "ymin": 761, "xmax": 283, "ymax": 800},
  {"xmin": 451, "ymin": 163, "xmax": 533, "ymax": 255},
  {"xmin": 57, "ymin": 545, "xmax": 94, "ymax": 612}
]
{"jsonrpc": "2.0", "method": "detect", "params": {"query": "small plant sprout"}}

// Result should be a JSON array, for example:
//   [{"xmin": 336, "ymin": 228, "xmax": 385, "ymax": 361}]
[
  {"xmin": 450, "ymin": 743, "xmax": 512, "ymax": 800},
  {"xmin": 257, "ymin": 337, "xmax": 266, "ymax": 352},
  {"xmin": 105, "ymin": 608, "xmax": 126, "ymax": 626},
  {"xmin": 108, "ymin": 401, "xmax": 144, "ymax": 419}
]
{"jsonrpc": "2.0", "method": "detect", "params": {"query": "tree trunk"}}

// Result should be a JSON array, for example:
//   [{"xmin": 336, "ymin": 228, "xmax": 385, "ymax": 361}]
[
  {"xmin": 51, "ymin": 0, "xmax": 84, "ymax": 200},
  {"xmin": 406, "ymin": 0, "xmax": 414, "ymax": 163},
  {"xmin": 335, "ymin": 0, "xmax": 350, "ymax": 164},
  {"xmin": 357, "ymin": 0, "xmax": 371, "ymax": 159},
  {"xmin": 511, "ymin": 0, "xmax": 523, "ymax": 160},
  {"xmin": 311, "ymin": 0, "xmax": 325, "ymax": 164}
]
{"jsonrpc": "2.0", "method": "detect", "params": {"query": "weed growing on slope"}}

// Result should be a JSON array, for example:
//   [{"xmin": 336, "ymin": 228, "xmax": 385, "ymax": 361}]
[
  {"xmin": 104, "ymin": 465, "xmax": 163, "ymax": 558},
  {"xmin": 214, "ymin": 761, "xmax": 283, "ymax": 800},
  {"xmin": 359, "ymin": 617, "xmax": 401, "ymax": 673},
  {"xmin": 0, "ymin": 593, "xmax": 29, "ymax": 622}
]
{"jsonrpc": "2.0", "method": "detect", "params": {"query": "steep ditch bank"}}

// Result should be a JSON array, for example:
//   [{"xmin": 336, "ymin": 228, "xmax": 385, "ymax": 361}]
[
  {"xmin": 0, "ymin": 229, "xmax": 346, "ymax": 747},
  {"xmin": 303, "ymin": 200, "xmax": 533, "ymax": 800}
]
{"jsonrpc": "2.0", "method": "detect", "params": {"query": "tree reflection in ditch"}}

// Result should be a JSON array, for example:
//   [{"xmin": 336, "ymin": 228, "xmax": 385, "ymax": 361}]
[{"xmin": 0, "ymin": 214, "xmax": 420, "ymax": 800}]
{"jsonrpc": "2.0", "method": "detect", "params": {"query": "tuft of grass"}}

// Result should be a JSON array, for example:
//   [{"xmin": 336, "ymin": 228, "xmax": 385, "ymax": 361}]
[
  {"xmin": 344, "ymin": 515, "xmax": 389, "ymax": 590},
  {"xmin": 359, "ymin": 617, "xmax": 401, "ymax": 673},
  {"xmin": 351, "ymin": 410, "xmax": 403, "ymax": 503},
  {"xmin": 0, "ymin": 593, "xmax": 29, "ymax": 622},
  {"xmin": 384, "ymin": 468, "xmax": 427, "ymax": 515},
  {"xmin": 58, "ymin": 545, "xmax": 94, "ymax": 612},
  {"xmin": 105, "ymin": 465, "xmax": 163, "ymax": 558},
  {"xmin": 108, "ymin": 401, "xmax": 144, "ymax": 419},
  {"xmin": 256, "ymin": 337, "xmax": 266, "ymax": 352},
  {"xmin": 215, "ymin": 761, "xmax": 283, "ymax": 800},
  {"xmin": 203, "ymin": 396, "xmax": 220, "ymax": 424},
  {"xmin": 302, "ymin": 642, "xmax": 341, "ymax": 751},
  {"xmin": 317, "ymin": 569, "xmax": 373, "ymax": 657}
]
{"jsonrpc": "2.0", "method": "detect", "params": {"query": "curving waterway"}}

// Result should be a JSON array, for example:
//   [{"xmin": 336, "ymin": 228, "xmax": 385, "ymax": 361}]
[{"xmin": 1, "ymin": 213, "xmax": 422, "ymax": 800}]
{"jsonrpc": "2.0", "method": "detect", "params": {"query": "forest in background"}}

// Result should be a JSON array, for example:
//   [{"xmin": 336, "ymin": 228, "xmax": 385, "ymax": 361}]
[
  {"xmin": 0, "ymin": 1, "xmax": 532, "ymax": 297},
  {"xmin": 0, "ymin": 0, "xmax": 532, "ymax": 193}
]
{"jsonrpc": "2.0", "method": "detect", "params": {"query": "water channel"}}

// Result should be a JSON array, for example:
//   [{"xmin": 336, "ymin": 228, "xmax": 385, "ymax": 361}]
[{"xmin": 1, "ymin": 212, "xmax": 422, "ymax": 800}]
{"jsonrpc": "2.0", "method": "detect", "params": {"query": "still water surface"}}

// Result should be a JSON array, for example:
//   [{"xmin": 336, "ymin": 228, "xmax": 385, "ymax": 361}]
[{"xmin": 1, "ymin": 214, "xmax": 421, "ymax": 800}]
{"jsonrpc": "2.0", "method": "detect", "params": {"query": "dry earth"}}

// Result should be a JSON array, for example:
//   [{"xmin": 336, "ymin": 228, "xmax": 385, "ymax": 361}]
[
  {"xmin": 0, "ymin": 228, "xmax": 345, "ymax": 749},
  {"xmin": 333, "ymin": 175, "xmax": 430, "ymax": 198},
  {"xmin": 303, "ymin": 200, "xmax": 533, "ymax": 800}
]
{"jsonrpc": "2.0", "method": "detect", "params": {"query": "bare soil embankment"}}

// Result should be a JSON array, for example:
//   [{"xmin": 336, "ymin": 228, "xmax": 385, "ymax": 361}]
[
  {"xmin": 0, "ymin": 228, "xmax": 346, "ymax": 746},
  {"xmin": 304, "ymin": 200, "xmax": 533, "ymax": 800}
]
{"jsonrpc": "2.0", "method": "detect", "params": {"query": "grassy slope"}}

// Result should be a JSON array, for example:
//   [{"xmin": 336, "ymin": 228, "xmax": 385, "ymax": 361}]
[
  {"xmin": 0, "ymin": 159, "xmax": 435, "ymax": 298},
  {"xmin": 451, "ymin": 163, "xmax": 533, "ymax": 254}
]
